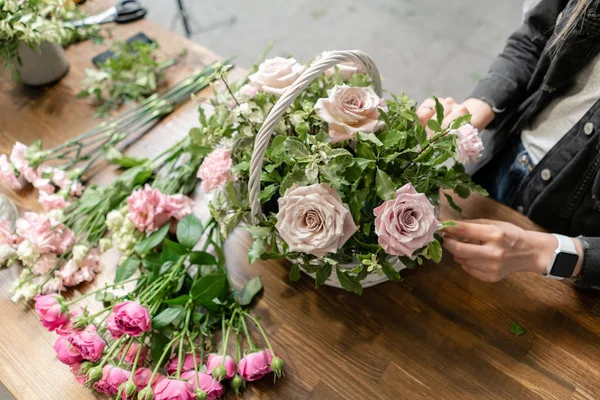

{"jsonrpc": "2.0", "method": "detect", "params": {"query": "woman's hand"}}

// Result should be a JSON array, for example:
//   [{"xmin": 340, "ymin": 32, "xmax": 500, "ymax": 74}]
[
  {"xmin": 442, "ymin": 219, "xmax": 583, "ymax": 282},
  {"xmin": 416, "ymin": 97, "xmax": 495, "ymax": 132}
]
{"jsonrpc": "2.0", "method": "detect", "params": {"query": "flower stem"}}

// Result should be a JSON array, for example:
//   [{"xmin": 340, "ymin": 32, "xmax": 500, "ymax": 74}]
[
  {"xmin": 245, "ymin": 313, "xmax": 275, "ymax": 355},
  {"xmin": 240, "ymin": 315, "xmax": 257, "ymax": 351}
]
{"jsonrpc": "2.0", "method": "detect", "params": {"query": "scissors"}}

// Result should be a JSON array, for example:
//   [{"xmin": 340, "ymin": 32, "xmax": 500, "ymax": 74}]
[{"xmin": 71, "ymin": 0, "xmax": 147, "ymax": 27}]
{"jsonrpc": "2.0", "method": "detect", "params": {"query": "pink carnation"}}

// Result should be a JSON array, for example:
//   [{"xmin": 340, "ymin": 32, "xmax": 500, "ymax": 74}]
[
  {"xmin": 32, "ymin": 253, "xmax": 57, "ymax": 275},
  {"xmin": 197, "ymin": 147, "xmax": 235, "ymax": 193},
  {"xmin": 153, "ymin": 378, "xmax": 196, "ymax": 400},
  {"xmin": 0, "ymin": 154, "xmax": 22, "ymax": 190},
  {"xmin": 51, "ymin": 169, "xmax": 70, "ymax": 189},
  {"xmin": 15, "ymin": 213, "xmax": 73, "ymax": 254},
  {"xmin": 0, "ymin": 219, "xmax": 16, "ymax": 246},
  {"xmin": 33, "ymin": 177, "xmax": 55, "ymax": 194},
  {"xmin": 107, "ymin": 301, "xmax": 152, "ymax": 338},
  {"xmin": 38, "ymin": 192, "xmax": 69, "ymax": 211},
  {"xmin": 453, "ymin": 124, "xmax": 484, "ymax": 164},
  {"xmin": 127, "ymin": 185, "xmax": 171, "ymax": 232},
  {"xmin": 9, "ymin": 142, "xmax": 29, "ymax": 175},
  {"xmin": 57, "ymin": 260, "xmax": 83, "ymax": 287},
  {"xmin": 94, "ymin": 365, "xmax": 131, "ymax": 395},
  {"xmin": 34, "ymin": 294, "xmax": 69, "ymax": 331},
  {"xmin": 181, "ymin": 371, "xmax": 223, "ymax": 400},
  {"xmin": 164, "ymin": 194, "xmax": 193, "ymax": 220},
  {"xmin": 67, "ymin": 325, "xmax": 106, "ymax": 362},
  {"xmin": 70, "ymin": 181, "xmax": 84, "ymax": 197}
]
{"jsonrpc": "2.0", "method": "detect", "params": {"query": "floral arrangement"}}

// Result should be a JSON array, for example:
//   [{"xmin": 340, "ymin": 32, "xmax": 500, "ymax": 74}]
[{"xmin": 192, "ymin": 51, "xmax": 486, "ymax": 293}]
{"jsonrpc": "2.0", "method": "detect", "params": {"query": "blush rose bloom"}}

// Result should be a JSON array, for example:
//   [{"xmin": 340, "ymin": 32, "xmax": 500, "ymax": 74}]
[
  {"xmin": 374, "ymin": 183, "xmax": 441, "ymax": 257},
  {"xmin": 316, "ymin": 50, "xmax": 362, "ymax": 81},
  {"xmin": 181, "ymin": 371, "xmax": 224, "ymax": 400},
  {"xmin": 314, "ymin": 85, "xmax": 387, "ymax": 143},
  {"xmin": 107, "ymin": 301, "xmax": 152, "ymax": 338},
  {"xmin": 94, "ymin": 365, "xmax": 131, "ymax": 395},
  {"xmin": 237, "ymin": 351, "xmax": 272, "ymax": 382},
  {"xmin": 248, "ymin": 57, "xmax": 305, "ymax": 97},
  {"xmin": 0, "ymin": 154, "xmax": 22, "ymax": 190},
  {"xmin": 34, "ymin": 294, "xmax": 69, "ymax": 331},
  {"xmin": 197, "ymin": 147, "xmax": 235, "ymax": 194},
  {"xmin": 206, "ymin": 354, "xmax": 236, "ymax": 380},
  {"xmin": 153, "ymin": 378, "xmax": 196, "ymax": 400},
  {"xmin": 275, "ymin": 183, "xmax": 358, "ymax": 258},
  {"xmin": 166, "ymin": 353, "xmax": 201, "ymax": 376},
  {"xmin": 67, "ymin": 325, "xmax": 106, "ymax": 362},
  {"xmin": 453, "ymin": 124, "xmax": 484, "ymax": 164}
]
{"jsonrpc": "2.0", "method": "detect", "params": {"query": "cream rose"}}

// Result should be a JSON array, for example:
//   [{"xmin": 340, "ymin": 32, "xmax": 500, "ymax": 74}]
[
  {"xmin": 314, "ymin": 85, "xmax": 387, "ymax": 143},
  {"xmin": 275, "ymin": 183, "xmax": 358, "ymax": 258},
  {"xmin": 316, "ymin": 51, "xmax": 362, "ymax": 81},
  {"xmin": 248, "ymin": 57, "xmax": 306, "ymax": 97}
]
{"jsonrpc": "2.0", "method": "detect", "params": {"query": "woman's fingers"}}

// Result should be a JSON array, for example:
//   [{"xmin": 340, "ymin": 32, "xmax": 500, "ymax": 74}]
[
  {"xmin": 417, "ymin": 98, "xmax": 436, "ymax": 126},
  {"xmin": 444, "ymin": 222, "xmax": 503, "ymax": 243},
  {"xmin": 442, "ymin": 104, "xmax": 469, "ymax": 128}
]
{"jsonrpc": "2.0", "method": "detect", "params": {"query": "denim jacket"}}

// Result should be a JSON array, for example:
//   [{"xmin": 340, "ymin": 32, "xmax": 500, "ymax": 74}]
[{"xmin": 467, "ymin": 0, "xmax": 600, "ymax": 284}]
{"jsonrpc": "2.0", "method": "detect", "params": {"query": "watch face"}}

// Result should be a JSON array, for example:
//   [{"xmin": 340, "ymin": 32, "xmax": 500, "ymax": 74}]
[{"xmin": 551, "ymin": 252, "xmax": 579, "ymax": 278}]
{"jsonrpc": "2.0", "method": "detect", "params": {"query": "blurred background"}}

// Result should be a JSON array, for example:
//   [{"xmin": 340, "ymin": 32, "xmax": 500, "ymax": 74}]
[{"xmin": 144, "ymin": 0, "xmax": 524, "ymax": 102}]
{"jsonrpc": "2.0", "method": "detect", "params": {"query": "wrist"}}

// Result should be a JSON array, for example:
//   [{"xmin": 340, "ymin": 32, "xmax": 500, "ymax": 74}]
[
  {"xmin": 528, "ymin": 231, "xmax": 558, "ymax": 274},
  {"xmin": 463, "ymin": 98, "xmax": 495, "ymax": 131}
]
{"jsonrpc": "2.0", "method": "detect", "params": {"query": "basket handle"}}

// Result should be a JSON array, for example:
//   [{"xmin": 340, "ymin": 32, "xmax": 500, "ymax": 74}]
[{"xmin": 248, "ymin": 50, "xmax": 382, "ymax": 221}]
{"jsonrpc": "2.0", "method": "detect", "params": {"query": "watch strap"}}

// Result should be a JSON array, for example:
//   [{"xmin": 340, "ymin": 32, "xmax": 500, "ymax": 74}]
[{"xmin": 547, "ymin": 234, "xmax": 578, "ymax": 280}]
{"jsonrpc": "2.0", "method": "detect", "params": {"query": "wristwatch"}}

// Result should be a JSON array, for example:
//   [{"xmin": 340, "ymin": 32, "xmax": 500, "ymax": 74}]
[{"xmin": 545, "ymin": 234, "xmax": 579, "ymax": 280}]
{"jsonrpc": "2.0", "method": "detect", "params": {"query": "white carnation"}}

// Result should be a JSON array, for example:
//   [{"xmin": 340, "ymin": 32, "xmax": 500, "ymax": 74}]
[
  {"xmin": 99, "ymin": 238, "xmax": 113, "ymax": 253},
  {"xmin": 17, "ymin": 240, "xmax": 39, "ymax": 267},
  {"xmin": 106, "ymin": 210, "xmax": 125, "ymax": 231},
  {"xmin": 0, "ymin": 244, "xmax": 17, "ymax": 265},
  {"xmin": 72, "ymin": 244, "xmax": 89, "ymax": 264}
]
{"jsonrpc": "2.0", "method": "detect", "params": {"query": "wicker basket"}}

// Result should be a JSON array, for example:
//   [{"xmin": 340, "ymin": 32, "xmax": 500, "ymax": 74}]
[{"xmin": 247, "ymin": 50, "xmax": 409, "ymax": 288}]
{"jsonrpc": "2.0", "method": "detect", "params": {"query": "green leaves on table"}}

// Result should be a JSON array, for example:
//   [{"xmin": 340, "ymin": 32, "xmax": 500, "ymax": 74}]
[
  {"xmin": 239, "ymin": 276, "xmax": 263, "ymax": 306},
  {"xmin": 510, "ymin": 321, "xmax": 527, "ymax": 337}
]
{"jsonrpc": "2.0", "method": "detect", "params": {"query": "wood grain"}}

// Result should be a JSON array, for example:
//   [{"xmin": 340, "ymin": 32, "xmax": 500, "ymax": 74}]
[{"xmin": 1, "ymin": 2, "xmax": 600, "ymax": 399}]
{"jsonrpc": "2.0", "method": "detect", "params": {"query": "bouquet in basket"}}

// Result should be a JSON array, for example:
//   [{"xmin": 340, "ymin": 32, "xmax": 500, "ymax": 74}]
[{"xmin": 193, "ymin": 50, "xmax": 486, "ymax": 294}]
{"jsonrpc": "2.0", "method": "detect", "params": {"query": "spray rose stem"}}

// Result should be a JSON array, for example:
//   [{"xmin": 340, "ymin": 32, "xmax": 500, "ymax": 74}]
[
  {"xmin": 244, "ymin": 314, "xmax": 275, "ymax": 356},
  {"xmin": 175, "ymin": 306, "xmax": 193, "ymax": 379},
  {"xmin": 240, "ymin": 315, "xmax": 257, "ymax": 351},
  {"xmin": 148, "ymin": 335, "xmax": 181, "ymax": 384}
]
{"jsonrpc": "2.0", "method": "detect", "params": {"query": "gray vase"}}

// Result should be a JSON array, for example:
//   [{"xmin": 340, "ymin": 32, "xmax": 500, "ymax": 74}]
[{"xmin": 15, "ymin": 42, "xmax": 69, "ymax": 86}]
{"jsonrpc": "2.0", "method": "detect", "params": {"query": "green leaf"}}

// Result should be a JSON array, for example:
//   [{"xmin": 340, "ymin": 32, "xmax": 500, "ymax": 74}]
[
  {"xmin": 163, "ymin": 295, "xmax": 191, "ymax": 305},
  {"xmin": 115, "ymin": 256, "xmax": 140, "ymax": 282},
  {"xmin": 315, "ymin": 264, "xmax": 332, "ymax": 288},
  {"xmin": 259, "ymin": 184, "xmax": 278, "ymax": 203},
  {"xmin": 379, "ymin": 130, "xmax": 406, "ymax": 149},
  {"xmin": 382, "ymin": 261, "xmax": 401, "ymax": 282},
  {"xmin": 95, "ymin": 291, "xmax": 116, "ymax": 302},
  {"xmin": 134, "ymin": 223, "xmax": 170, "ymax": 255},
  {"xmin": 189, "ymin": 251, "xmax": 217, "ymax": 266},
  {"xmin": 433, "ymin": 96, "xmax": 444, "ymax": 126},
  {"xmin": 104, "ymin": 147, "xmax": 148, "ymax": 168},
  {"xmin": 444, "ymin": 193, "xmax": 462, "ymax": 214},
  {"xmin": 336, "ymin": 268, "xmax": 363, "ymax": 295},
  {"xmin": 239, "ymin": 276, "xmax": 263, "ymax": 305},
  {"xmin": 510, "ymin": 321, "xmax": 527, "ymax": 337},
  {"xmin": 152, "ymin": 307, "xmax": 186, "ymax": 329},
  {"xmin": 284, "ymin": 137, "xmax": 310, "ymax": 159},
  {"xmin": 279, "ymin": 169, "xmax": 307, "ymax": 196},
  {"xmin": 161, "ymin": 239, "xmax": 188, "ymax": 264},
  {"xmin": 454, "ymin": 184, "xmax": 471, "ymax": 199},
  {"xmin": 150, "ymin": 333, "xmax": 171, "ymax": 365},
  {"xmin": 428, "ymin": 240, "xmax": 443, "ymax": 263},
  {"xmin": 269, "ymin": 136, "xmax": 287, "ymax": 160},
  {"xmin": 190, "ymin": 272, "xmax": 227, "ymax": 307},
  {"xmin": 356, "ymin": 141, "xmax": 376, "ymax": 160},
  {"xmin": 449, "ymin": 114, "xmax": 472, "ymax": 130},
  {"xmin": 427, "ymin": 119, "xmax": 442, "ymax": 133},
  {"xmin": 248, "ymin": 237, "xmax": 267, "ymax": 264},
  {"xmin": 176, "ymin": 214, "xmax": 204, "ymax": 249},
  {"xmin": 316, "ymin": 130, "xmax": 333, "ymax": 144},
  {"xmin": 358, "ymin": 132, "xmax": 383, "ymax": 147},
  {"xmin": 440, "ymin": 220, "xmax": 457, "ymax": 229},
  {"xmin": 326, "ymin": 148, "xmax": 353, "ymax": 158},
  {"xmin": 346, "ymin": 158, "xmax": 375, "ymax": 181},
  {"xmin": 399, "ymin": 256, "xmax": 418, "ymax": 269},
  {"xmin": 244, "ymin": 226, "xmax": 271, "ymax": 239},
  {"xmin": 305, "ymin": 162, "xmax": 319, "ymax": 183},
  {"xmin": 375, "ymin": 168, "xmax": 397, "ymax": 201},
  {"xmin": 289, "ymin": 263, "xmax": 301, "ymax": 282}
]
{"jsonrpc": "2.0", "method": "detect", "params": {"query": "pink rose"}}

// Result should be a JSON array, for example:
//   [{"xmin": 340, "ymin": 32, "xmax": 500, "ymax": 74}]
[
  {"xmin": 32, "ymin": 253, "xmax": 57, "ymax": 275},
  {"xmin": 316, "ymin": 51, "xmax": 362, "ymax": 81},
  {"xmin": 181, "ymin": 371, "xmax": 223, "ymax": 400},
  {"xmin": 248, "ymin": 57, "xmax": 305, "ymax": 97},
  {"xmin": 164, "ymin": 194, "xmax": 194, "ymax": 221},
  {"xmin": 153, "ymin": 378, "xmax": 196, "ymax": 400},
  {"xmin": 53, "ymin": 335, "xmax": 83, "ymax": 365},
  {"xmin": 34, "ymin": 294, "xmax": 68, "ymax": 331},
  {"xmin": 121, "ymin": 341, "xmax": 148, "ymax": 364},
  {"xmin": 197, "ymin": 147, "xmax": 235, "ymax": 194},
  {"xmin": 67, "ymin": 325, "xmax": 106, "ymax": 362},
  {"xmin": 133, "ymin": 367, "xmax": 164, "ymax": 390},
  {"xmin": 275, "ymin": 183, "xmax": 358, "ymax": 258},
  {"xmin": 453, "ymin": 124, "xmax": 484, "ymax": 164},
  {"xmin": 70, "ymin": 363, "xmax": 87, "ymax": 385},
  {"xmin": 94, "ymin": 365, "xmax": 130, "ymax": 395},
  {"xmin": 374, "ymin": 183, "xmax": 441, "ymax": 257},
  {"xmin": 314, "ymin": 85, "xmax": 387, "ymax": 143},
  {"xmin": 107, "ymin": 301, "xmax": 152, "ymax": 338},
  {"xmin": 38, "ymin": 192, "xmax": 69, "ymax": 211},
  {"xmin": 0, "ymin": 154, "xmax": 22, "ymax": 190},
  {"xmin": 205, "ymin": 354, "xmax": 236, "ymax": 380},
  {"xmin": 166, "ymin": 353, "xmax": 201, "ymax": 376},
  {"xmin": 127, "ymin": 185, "xmax": 172, "ymax": 232},
  {"xmin": 237, "ymin": 351, "xmax": 272, "ymax": 382}
]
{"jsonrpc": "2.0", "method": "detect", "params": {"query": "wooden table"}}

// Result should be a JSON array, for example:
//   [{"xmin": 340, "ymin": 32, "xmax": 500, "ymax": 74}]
[{"xmin": 2, "ymin": 3, "xmax": 600, "ymax": 399}]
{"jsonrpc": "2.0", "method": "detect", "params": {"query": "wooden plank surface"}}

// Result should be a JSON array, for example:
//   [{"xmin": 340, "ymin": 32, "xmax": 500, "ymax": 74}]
[{"xmin": 1, "ymin": 2, "xmax": 600, "ymax": 399}]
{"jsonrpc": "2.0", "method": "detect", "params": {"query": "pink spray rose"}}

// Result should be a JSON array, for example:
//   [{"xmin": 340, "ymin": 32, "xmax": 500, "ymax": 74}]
[
  {"xmin": 94, "ymin": 365, "xmax": 131, "ymax": 395},
  {"xmin": 374, "ymin": 183, "xmax": 441, "ymax": 257},
  {"xmin": 316, "ymin": 50, "xmax": 362, "ymax": 81},
  {"xmin": 153, "ymin": 378, "xmax": 196, "ymax": 400},
  {"xmin": 181, "ymin": 371, "xmax": 223, "ymax": 400},
  {"xmin": 238, "ymin": 351, "xmax": 272, "ymax": 382},
  {"xmin": 34, "ymin": 294, "xmax": 69, "ymax": 331},
  {"xmin": 314, "ymin": 84, "xmax": 387, "ymax": 143},
  {"xmin": 127, "ymin": 185, "xmax": 171, "ymax": 232},
  {"xmin": 67, "ymin": 325, "xmax": 106, "ymax": 362},
  {"xmin": 107, "ymin": 301, "xmax": 152, "ymax": 338},
  {"xmin": 166, "ymin": 353, "xmax": 201, "ymax": 376},
  {"xmin": 53, "ymin": 335, "xmax": 83, "ymax": 365},
  {"xmin": 38, "ymin": 191, "xmax": 69, "ymax": 211},
  {"xmin": 70, "ymin": 363, "xmax": 88, "ymax": 385},
  {"xmin": 0, "ymin": 154, "xmax": 22, "ymax": 190},
  {"xmin": 275, "ymin": 183, "xmax": 358, "ymax": 258},
  {"xmin": 133, "ymin": 367, "xmax": 164, "ymax": 390},
  {"xmin": 197, "ymin": 147, "xmax": 235, "ymax": 194},
  {"xmin": 163, "ymin": 194, "xmax": 194, "ymax": 221},
  {"xmin": 248, "ymin": 57, "xmax": 305, "ymax": 97},
  {"xmin": 206, "ymin": 354, "xmax": 236, "ymax": 380},
  {"xmin": 121, "ymin": 341, "xmax": 148, "ymax": 364},
  {"xmin": 453, "ymin": 123, "xmax": 484, "ymax": 164}
]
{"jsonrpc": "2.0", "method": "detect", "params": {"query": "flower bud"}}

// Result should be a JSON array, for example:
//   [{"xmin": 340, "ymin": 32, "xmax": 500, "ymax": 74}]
[
  {"xmin": 137, "ymin": 387, "xmax": 154, "ymax": 400},
  {"xmin": 87, "ymin": 366, "xmax": 103, "ymax": 383},
  {"xmin": 211, "ymin": 365, "xmax": 227, "ymax": 381},
  {"xmin": 195, "ymin": 389, "xmax": 208, "ymax": 400},
  {"xmin": 79, "ymin": 361, "xmax": 93, "ymax": 374},
  {"xmin": 230, "ymin": 375, "xmax": 244, "ymax": 395},
  {"xmin": 122, "ymin": 381, "xmax": 137, "ymax": 398},
  {"xmin": 270, "ymin": 357, "xmax": 284, "ymax": 378}
]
